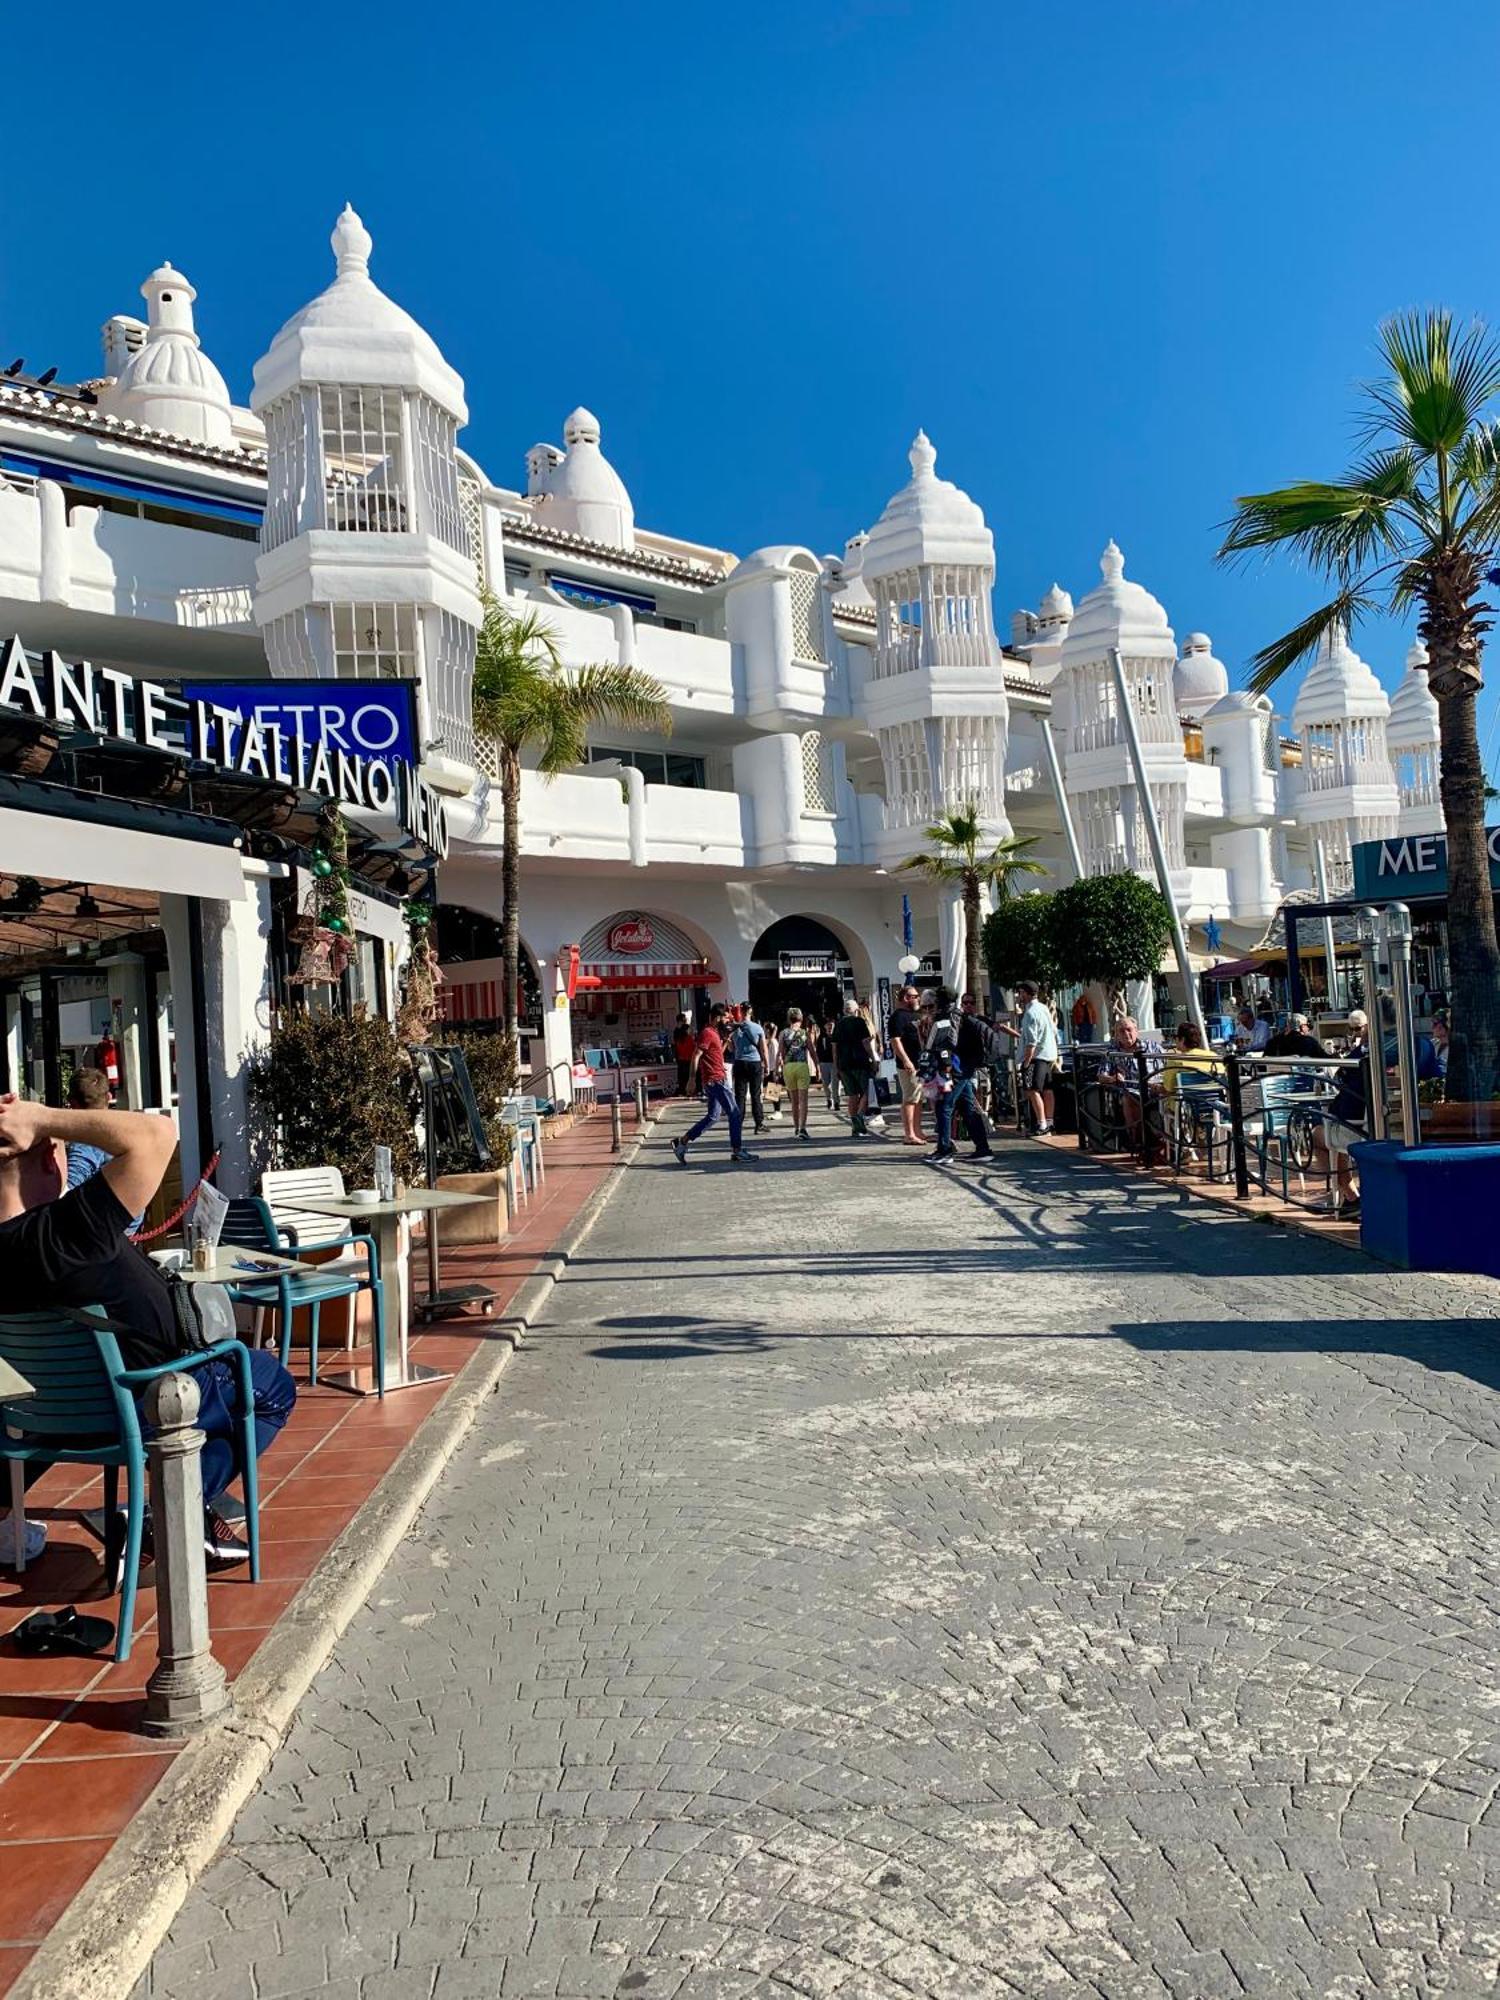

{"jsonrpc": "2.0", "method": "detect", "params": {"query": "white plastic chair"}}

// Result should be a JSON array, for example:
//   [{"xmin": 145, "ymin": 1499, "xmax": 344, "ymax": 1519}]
[
  {"xmin": 502, "ymin": 1100, "xmax": 543, "ymax": 1196},
  {"xmin": 259, "ymin": 1165, "xmax": 376, "ymax": 1349}
]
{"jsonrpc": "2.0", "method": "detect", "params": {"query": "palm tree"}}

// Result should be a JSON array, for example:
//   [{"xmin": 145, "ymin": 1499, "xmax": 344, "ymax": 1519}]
[
  {"xmin": 899, "ymin": 798, "xmax": 1046, "ymax": 998},
  {"xmin": 471, "ymin": 594, "xmax": 673, "ymax": 1038},
  {"xmin": 1218, "ymin": 312, "xmax": 1500, "ymax": 1104}
]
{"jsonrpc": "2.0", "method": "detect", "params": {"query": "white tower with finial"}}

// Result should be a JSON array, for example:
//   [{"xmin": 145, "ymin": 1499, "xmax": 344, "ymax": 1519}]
[
  {"xmin": 1058, "ymin": 542, "xmax": 1190, "ymax": 893},
  {"xmin": 1289, "ymin": 623, "xmax": 1400, "ymax": 890},
  {"xmin": 250, "ymin": 205, "xmax": 481, "ymax": 788},
  {"xmin": 1389, "ymin": 638, "xmax": 1444, "ymax": 838},
  {"xmin": 854, "ymin": 431, "xmax": 1011, "ymax": 984},
  {"xmin": 97, "ymin": 263, "xmax": 234, "ymax": 446}
]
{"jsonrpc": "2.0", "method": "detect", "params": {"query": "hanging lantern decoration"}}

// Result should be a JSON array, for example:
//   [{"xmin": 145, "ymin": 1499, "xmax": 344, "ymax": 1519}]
[
  {"xmin": 287, "ymin": 805, "xmax": 354, "ymax": 991},
  {"xmin": 396, "ymin": 899, "xmax": 443, "ymax": 1044}
]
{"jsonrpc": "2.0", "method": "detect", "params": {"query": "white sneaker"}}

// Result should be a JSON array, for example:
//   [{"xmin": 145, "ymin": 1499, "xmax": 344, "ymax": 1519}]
[{"xmin": 0, "ymin": 1519, "xmax": 46, "ymax": 1567}]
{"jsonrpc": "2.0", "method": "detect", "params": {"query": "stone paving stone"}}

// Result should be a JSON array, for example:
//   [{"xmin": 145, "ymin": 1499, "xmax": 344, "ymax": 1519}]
[{"xmin": 137, "ymin": 1130, "xmax": 1500, "ymax": 1998}]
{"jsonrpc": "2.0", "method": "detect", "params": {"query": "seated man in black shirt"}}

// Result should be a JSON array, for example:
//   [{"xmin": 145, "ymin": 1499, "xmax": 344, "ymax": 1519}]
[{"xmin": 0, "ymin": 1095, "xmax": 296, "ymax": 1564}]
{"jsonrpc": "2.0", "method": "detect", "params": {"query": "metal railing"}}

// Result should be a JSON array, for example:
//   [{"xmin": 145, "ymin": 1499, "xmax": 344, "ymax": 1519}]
[{"xmin": 1068, "ymin": 1044, "xmax": 1374, "ymax": 1220}]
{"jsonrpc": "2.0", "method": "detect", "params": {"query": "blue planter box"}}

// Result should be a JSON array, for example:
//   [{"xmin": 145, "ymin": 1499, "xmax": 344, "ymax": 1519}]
[{"xmin": 1354, "ymin": 1139, "xmax": 1500, "ymax": 1276}]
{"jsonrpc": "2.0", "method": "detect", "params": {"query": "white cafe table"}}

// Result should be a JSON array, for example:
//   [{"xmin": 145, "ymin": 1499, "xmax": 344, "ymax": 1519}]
[
  {"xmin": 157, "ymin": 1247, "xmax": 309, "ymax": 1284},
  {"xmin": 292, "ymin": 1189, "xmax": 487, "ymax": 1397}
]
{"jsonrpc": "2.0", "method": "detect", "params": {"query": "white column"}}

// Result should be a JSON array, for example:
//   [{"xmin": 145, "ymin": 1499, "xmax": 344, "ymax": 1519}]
[
  {"xmin": 159, "ymin": 896, "xmax": 202, "ymax": 1188},
  {"xmin": 200, "ymin": 878, "xmax": 274, "ymax": 1192},
  {"xmin": 103, "ymin": 952, "xmax": 149, "ymax": 1109},
  {"xmin": 937, "ymin": 891, "xmax": 966, "ymax": 995},
  {"xmin": 540, "ymin": 995, "xmax": 576, "ymax": 1105}
]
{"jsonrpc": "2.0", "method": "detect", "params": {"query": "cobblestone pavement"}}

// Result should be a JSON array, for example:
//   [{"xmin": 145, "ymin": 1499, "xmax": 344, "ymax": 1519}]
[{"xmin": 138, "ymin": 1120, "xmax": 1500, "ymax": 2000}]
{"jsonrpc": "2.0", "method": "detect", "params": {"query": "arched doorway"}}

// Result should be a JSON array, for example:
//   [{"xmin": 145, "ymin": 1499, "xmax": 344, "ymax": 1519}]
[
  {"xmin": 572, "ymin": 910, "xmax": 723, "ymax": 1060},
  {"xmin": 434, "ymin": 904, "xmax": 542, "ymax": 1030},
  {"xmin": 747, "ymin": 916, "xmax": 855, "ymax": 1031}
]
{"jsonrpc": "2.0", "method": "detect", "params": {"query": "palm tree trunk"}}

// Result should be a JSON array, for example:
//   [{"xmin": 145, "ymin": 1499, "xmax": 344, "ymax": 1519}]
[
  {"xmin": 963, "ymin": 878, "xmax": 982, "ymax": 999},
  {"xmin": 501, "ymin": 744, "xmax": 523, "ymax": 1042},
  {"xmin": 1435, "ymin": 682, "xmax": 1500, "ymax": 1102}
]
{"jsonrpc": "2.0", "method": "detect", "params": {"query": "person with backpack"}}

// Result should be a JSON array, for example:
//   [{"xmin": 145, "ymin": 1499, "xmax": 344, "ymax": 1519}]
[
  {"xmin": 673, "ymin": 1003, "xmax": 756, "ymax": 1167},
  {"xmin": 728, "ymin": 1002, "xmax": 768, "ymax": 1137},
  {"xmin": 953, "ymin": 994, "xmax": 999, "ymax": 1160},
  {"xmin": 920, "ymin": 990, "xmax": 964, "ymax": 1162},
  {"xmin": 780, "ymin": 1008, "xmax": 817, "ymax": 1140}
]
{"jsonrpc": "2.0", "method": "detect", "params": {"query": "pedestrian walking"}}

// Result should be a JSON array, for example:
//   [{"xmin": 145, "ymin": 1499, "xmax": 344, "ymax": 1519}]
[
  {"xmin": 780, "ymin": 1007, "xmax": 816, "ymax": 1139},
  {"xmin": 833, "ymin": 998, "xmax": 878, "ymax": 1137},
  {"xmin": 764, "ymin": 1020, "xmax": 786, "ymax": 1121},
  {"xmin": 1017, "ymin": 979, "xmax": 1059, "ymax": 1135},
  {"xmin": 728, "ymin": 1002, "xmax": 768, "ymax": 1135},
  {"xmin": 673, "ymin": 1003, "xmax": 756, "ymax": 1166},
  {"xmin": 820, "ymin": 1011, "xmax": 840, "ymax": 1109}
]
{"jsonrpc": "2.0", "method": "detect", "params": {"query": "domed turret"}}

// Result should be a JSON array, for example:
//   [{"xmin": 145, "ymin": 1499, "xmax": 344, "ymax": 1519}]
[
  {"xmin": 1174, "ymin": 632, "xmax": 1229, "ymax": 720},
  {"xmin": 1060, "ymin": 541, "xmax": 1174, "ymax": 670},
  {"xmin": 252, "ymin": 204, "xmax": 466, "ymax": 420},
  {"xmin": 250, "ymin": 206, "xmax": 480, "ymax": 784},
  {"xmin": 1291, "ymin": 623, "xmax": 1390, "ymax": 728},
  {"xmin": 1039, "ymin": 582, "xmax": 1073, "ymax": 627},
  {"xmin": 97, "ymin": 263, "xmax": 233, "ymax": 447},
  {"xmin": 861, "ymin": 431, "xmax": 993, "ymax": 580},
  {"xmin": 531, "ymin": 406, "xmax": 635, "ymax": 549},
  {"xmin": 1288, "ymin": 624, "xmax": 1398, "ymax": 882},
  {"xmin": 852, "ymin": 433, "xmax": 1010, "ymax": 895},
  {"xmin": 1389, "ymin": 638, "xmax": 1442, "ymax": 835}
]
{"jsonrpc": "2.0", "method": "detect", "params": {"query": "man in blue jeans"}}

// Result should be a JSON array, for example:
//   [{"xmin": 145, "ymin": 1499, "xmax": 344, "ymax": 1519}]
[
  {"xmin": 672, "ymin": 1002, "xmax": 757, "ymax": 1166},
  {"xmin": 0, "ymin": 1095, "xmax": 296, "ymax": 1566}
]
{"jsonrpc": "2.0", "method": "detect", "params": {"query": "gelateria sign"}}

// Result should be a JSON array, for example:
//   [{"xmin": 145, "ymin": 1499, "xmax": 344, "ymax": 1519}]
[
  {"xmin": 1351, "ymin": 826, "xmax": 1500, "ymax": 901},
  {"xmin": 0, "ymin": 636, "xmax": 447, "ymax": 858}
]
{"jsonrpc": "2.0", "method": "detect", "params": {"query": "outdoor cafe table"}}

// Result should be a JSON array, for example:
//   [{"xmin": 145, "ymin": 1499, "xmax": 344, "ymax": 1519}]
[
  {"xmin": 163, "ymin": 1247, "xmax": 307, "ymax": 1284},
  {"xmin": 291, "ymin": 1189, "xmax": 487, "ymax": 1396}
]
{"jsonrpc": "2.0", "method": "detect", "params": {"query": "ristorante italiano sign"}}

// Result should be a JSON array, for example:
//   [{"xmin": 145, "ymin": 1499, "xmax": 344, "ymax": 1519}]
[{"xmin": 0, "ymin": 636, "xmax": 447, "ymax": 858}]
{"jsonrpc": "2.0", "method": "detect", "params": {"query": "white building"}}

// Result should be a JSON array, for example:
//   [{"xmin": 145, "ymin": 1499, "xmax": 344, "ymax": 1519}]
[{"xmin": 0, "ymin": 208, "xmax": 1446, "ymax": 1142}]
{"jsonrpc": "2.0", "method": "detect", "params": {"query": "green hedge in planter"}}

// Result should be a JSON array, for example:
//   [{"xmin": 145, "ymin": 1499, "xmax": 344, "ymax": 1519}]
[{"xmin": 250, "ymin": 1011, "xmax": 421, "ymax": 1185}]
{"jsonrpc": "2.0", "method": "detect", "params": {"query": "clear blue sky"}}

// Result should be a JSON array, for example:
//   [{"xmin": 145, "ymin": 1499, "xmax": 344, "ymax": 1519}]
[{"xmin": 7, "ymin": 0, "xmax": 1500, "ymax": 761}]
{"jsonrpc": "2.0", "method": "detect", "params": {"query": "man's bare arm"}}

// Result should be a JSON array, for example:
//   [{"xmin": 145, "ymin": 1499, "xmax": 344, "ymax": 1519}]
[{"xmin": 0, "ymin": 1099, "xmax": 176, "ymax": 1220}]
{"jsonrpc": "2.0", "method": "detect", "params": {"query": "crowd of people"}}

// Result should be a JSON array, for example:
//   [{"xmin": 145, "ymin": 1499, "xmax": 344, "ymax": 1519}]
[{"xmin": 669, "ymin": 983, "xmax": 1060, "ymax": 1168}]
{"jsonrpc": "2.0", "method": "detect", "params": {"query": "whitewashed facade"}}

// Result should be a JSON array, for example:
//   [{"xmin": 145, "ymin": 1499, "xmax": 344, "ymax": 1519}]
[{"xmin": 0, "ymin": 209, "xmax": 1447, "ymax": 1104}]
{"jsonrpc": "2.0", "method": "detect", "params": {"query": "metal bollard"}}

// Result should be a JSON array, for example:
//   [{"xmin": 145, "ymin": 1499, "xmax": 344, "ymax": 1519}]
[
  {"xmin": 611, "ymin": 1095, "xmax": 623, "ymax": 1151},
  {"xmin": 140, "ymin": 1372, "xmax": 229, "ymax": 1736},
  {"xmin": 635, "ymin": 1079, "xmax": 647, "ymax": 1126}
]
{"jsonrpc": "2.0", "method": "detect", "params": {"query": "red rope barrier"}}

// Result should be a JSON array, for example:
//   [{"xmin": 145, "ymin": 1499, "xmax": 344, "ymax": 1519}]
[{"xmin": 130, "ymin": 1150, "xmax": 221, "ymax": 1243}]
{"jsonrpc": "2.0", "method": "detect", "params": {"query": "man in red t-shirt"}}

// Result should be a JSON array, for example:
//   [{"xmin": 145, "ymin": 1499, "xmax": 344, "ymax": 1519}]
[{"xmin": 672, "ymin": 1003, "xmax": 756, "ymax": 1165}]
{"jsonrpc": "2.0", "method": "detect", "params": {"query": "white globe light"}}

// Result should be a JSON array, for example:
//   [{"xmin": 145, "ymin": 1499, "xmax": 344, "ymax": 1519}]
[{"xmin": 897, "ymin": 954, "xmax": 921, "ymax": 974}]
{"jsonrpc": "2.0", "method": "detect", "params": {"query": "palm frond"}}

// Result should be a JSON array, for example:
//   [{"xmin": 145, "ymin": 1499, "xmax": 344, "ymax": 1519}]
[
  {"xmin": 897, "ymin": 851, "xmax": 964, "ymax": 882},
  {"xmin": 1244, "ymin": 587, "xmax": 1379, "ymax": 698},
  {"xmin": 559, "ymin": 663, "xmax": 673, "ymax": 737},
  {"xmin": 1363, "ymin": 311, "xmax": 1500, "ymax": 458},
  {"xmin": 1217, "ymin": 468, "xmax": 1412, "ymax": 574}
]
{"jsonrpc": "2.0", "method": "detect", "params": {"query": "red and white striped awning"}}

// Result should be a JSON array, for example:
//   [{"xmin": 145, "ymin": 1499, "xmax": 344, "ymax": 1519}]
[
  {"xmin": 577, "ymin": 911, "xmax": 721, "ymax": 992},
  {"xmin": 435, "ymin": 978, "xmax": 501, "ymax": 1022}
]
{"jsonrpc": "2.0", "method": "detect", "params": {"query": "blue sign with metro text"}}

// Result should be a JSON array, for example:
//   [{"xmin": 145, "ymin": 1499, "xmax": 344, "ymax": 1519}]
[
  {"xmin": 1351, "ymin": 825, "xmax": 1500, "ymax": 901},
  {"xmin": 179, "ymin": 680, "xmax": 419, "ymax": 768}
]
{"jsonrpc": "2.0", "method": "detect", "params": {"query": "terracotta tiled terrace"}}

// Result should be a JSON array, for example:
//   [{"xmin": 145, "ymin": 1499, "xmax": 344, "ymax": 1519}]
[{"xmin": 0, "ymin": 1110, "xmax": 627, "ymax": 1992}]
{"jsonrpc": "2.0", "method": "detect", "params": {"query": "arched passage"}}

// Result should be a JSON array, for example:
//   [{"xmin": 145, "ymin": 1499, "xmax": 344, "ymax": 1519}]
[
  {"xmin": 434, "ymin": 903, "xmax": 542, "ymax": 1030},
  {"xmin": 747, "ymin": 914, "xmax": 872, "ymax": 1029}
]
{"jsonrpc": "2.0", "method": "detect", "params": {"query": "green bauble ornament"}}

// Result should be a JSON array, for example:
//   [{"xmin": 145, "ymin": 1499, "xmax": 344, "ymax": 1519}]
[
  {"xmin": 325, "ymin": 915, "xmax": 347, "ymax": 934},
  {"xmin": 312, "ymin": 851, "xmax": 333, "ymax": 878}
]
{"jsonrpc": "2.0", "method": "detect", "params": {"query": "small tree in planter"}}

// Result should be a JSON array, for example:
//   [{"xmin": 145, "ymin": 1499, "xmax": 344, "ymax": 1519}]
[
  {"xmin": 1050, "ymin": 873, "xmax": 1174, "ymax": 1020},
  {"xmin": 983, "ymin": 891, "xmax": 1060, "ymax": 999},
  {"xmin": 249, "ymin": 1010, "xmax": 421, "ymax": 1185}
]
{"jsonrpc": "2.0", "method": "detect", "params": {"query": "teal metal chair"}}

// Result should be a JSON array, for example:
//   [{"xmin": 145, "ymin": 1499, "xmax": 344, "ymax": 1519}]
[
  {"xmin": 221, "ymin": 1198, "xmax": 386, "ymax": 1394},
  {"xmin": 1250, "ymin": 1073, "xmax": 1314, "ymax": 1197},
  {"xmin": 0, "ymin": 1311, "xmax": 261, "ymax": 1663}
]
